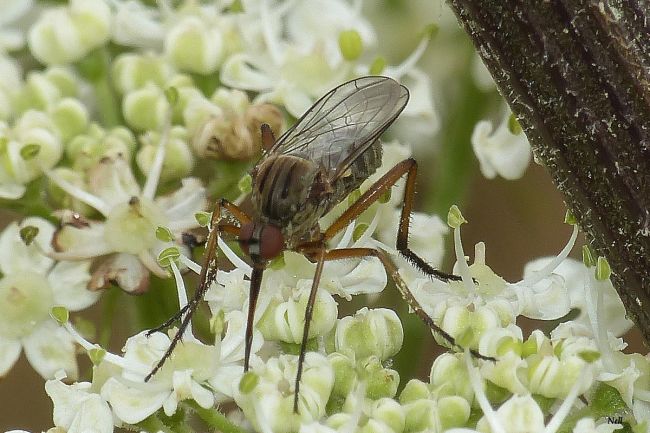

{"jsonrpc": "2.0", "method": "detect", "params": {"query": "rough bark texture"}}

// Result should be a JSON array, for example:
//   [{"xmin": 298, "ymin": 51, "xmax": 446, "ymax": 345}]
[{"xmin": 446, "ymin": 0, "xmax": 650, "ymax": 342}]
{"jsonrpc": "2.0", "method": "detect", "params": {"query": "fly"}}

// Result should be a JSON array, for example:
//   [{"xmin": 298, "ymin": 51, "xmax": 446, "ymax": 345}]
[{"xmin": 145, "ymin": 76, "xmax": 472, "ymax": 411}]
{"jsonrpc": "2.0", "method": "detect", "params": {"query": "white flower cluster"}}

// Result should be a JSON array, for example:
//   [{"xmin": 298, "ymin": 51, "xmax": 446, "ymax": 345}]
[{"xmin": 0, "ymin": 1, "xmax": 646, "ymax": 433}]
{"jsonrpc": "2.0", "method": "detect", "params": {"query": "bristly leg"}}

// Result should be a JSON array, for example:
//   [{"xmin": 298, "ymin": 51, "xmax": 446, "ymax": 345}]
[
  {"xmin": 144, "ymin": 199, "xmax": 246, "ymax": 382},
  {"xmin": 323, "ymin": 158, "xmax": 462, "ymax": 282},
  {"xmin": 293, "ymin": 248, "xmax": 326, "ymax": 413}
]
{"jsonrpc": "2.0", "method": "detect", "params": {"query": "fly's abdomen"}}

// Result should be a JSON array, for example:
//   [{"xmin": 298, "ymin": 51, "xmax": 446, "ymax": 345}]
[{"xmin": 330, "ymin": 139, "xmax": 383, "ymax": 203}]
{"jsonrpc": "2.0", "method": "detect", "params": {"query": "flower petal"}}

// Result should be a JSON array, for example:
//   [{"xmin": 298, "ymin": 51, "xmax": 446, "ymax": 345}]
[
  {"xmin": 46, "ymin": 380, "xmax": 113, "ymax": 433},
  {"xmin": 86, "ymin": 156, "xmax": 140, "ymax": 208},
  {"xmin": 52, "ymin": 219, "xmax": 112, "ymax": 259},
  {"xmin": 0, "ymin": 182, "xmax": 26, "ymax": 199},
  {"xmin": 100, "ymin": 377, "xmax": 168, "ymax": 424},
  {"xmin": 23, "ymin": 320, "xmax": 78, "ymax": 380},
  {"xmin": 221, "ymin": 53, "xmax": 275, "ymax": 91},
  {"xmin": 48, "ymin": 260, "xmax": 98, "ymax": 311},
  {"xmin": 0, "ymin": 337, "xmax": 22, "ymax": 377},
  {"xmin": 156, "ymin": 177, "xmax": 207, "ymax": 231}
]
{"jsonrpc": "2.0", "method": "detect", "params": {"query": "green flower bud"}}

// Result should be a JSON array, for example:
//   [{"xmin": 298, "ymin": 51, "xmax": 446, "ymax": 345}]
[
  {"xmin": 50, "ymin": 98, "xmax": 89, "ymax": 142},
  {"xmin": 66, "ymin": 125, "xmax": 136, "ymax": 171},
  {"xmin": 371, "ymin": 398, "xmax": 405, "ymax": 433},
  {"xmin": 438, "ymin": 396, "xmax": 471, "ymax": 430},
  {"xmin": 12, "ymin": 111, "xmax": 63, "ymax": 182},
  {"xmin": 136, "ymin": 127, "xmax": 194, "ymax": 182},
  {"xmin": 335, "ymin": 308, "xmax": 404, "ymax": 361},
  {"xmin": 360, "ymin": 356, "xmax": 400, "ymax": 400},
  {"xmin": 403, "ymin": 399, "xmax": 438, "ymax": 432},
  {"xmin": 526, "ymin": 354, "xmax": 589, "ymax": 398},
  {"xmin": 327, "ymin": 352, "xmax": 357, "ymax": 412},
  {"xmin": 122, "ymin": 85, "xmax": 170, "ymax": 131},
  {"xmin": 112, "ymin": 53, "xmax": 172, "ymax": 94},
  {"xmin": 165, "ymin": 16, "xmax": 224, "ymax": 75},
  {"xmin": 28, "ymin": 0, "xmax": 111, "ymax": 65},
  {"xmin": 338, "ymin": 30, "xmax": 363, "ymax": 61},
  {"xmin": 399, "ymin": 379, "xmax": 430, "ymax": 403},
  {"xmin": 257, "ymin": 286, "xmax": 338, "ymax": 344},
  {"xmin": 430, "ymin": 353, "xmax": 473, "ymax": 401},
  {"xmin": 18, "ymin": 70, "xmax": 66, "ymax": 112}
]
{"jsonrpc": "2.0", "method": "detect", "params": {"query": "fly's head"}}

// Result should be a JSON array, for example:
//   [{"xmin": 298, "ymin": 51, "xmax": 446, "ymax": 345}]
[{"xmin": 238, "ymin": 221, "xmax": 285, "ymax": 264}]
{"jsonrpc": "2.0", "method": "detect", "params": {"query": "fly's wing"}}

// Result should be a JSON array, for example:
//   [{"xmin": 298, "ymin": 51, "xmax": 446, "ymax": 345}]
[{"xmin": 269, "ymin": 76, "xmax": 409, "ymax": 181}]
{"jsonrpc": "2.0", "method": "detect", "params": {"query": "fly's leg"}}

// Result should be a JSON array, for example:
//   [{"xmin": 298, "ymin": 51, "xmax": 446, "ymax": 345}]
[
  {"xmin": 320, "ymin": 247, "xmax": 491, "ymax": 360},
  {"xmin": 145, "ymin": 199, "xmax": 248, "ymax": 382},
  {"xmin": 244, "ymin": 265, "xmax": 264, "ymax": 371},
  {"xmin": 292, "ymin": 248, "xmax": 326, "ymax": 413},
  {"xmin": 323, "ymin": 158, "xmax": 460, "ymax": 282}
]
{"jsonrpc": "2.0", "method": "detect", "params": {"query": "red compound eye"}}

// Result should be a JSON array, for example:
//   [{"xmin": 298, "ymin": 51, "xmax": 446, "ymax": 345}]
[
  {"xmin": 238, "ymin": 223, "xmax": 283, "ymax": 260},
  {"xmin": 260, "ymin": 224, "xmax": 284, "ymax": 260},
  {"xmin": 238, "ymin": 222, "xmax": 254, "ymax": 256}
]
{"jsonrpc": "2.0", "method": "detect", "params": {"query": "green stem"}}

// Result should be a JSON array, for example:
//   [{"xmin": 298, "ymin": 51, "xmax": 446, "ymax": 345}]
[
  {"xmin": 98, "ymin": 287, "xmax": 119, "ymax": 348},
  {"xmin": 75, "ymin": 47, "xmax": 122, "ymax": 128},
  {"xmin": 93, "ymin": 74, "xmax": 121, "ymax": 127},
  {"xmin": 185, "ymin": 401, "xmax": 248, "ymax": 433},
  {"xmin": 136, "ymin": 414, "xmax": 175, "ymax": 433}
]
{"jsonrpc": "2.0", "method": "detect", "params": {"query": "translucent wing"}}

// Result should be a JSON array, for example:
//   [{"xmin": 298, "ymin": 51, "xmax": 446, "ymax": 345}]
[{"xmin": 269, "ymin": 76, "xmax": 409, "ymax": 181}]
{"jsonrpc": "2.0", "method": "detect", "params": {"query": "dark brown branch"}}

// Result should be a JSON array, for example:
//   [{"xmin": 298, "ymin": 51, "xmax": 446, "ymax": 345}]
[{"xmin": 446, "ymin": 0, "xmax": 650, "ymax": 342}]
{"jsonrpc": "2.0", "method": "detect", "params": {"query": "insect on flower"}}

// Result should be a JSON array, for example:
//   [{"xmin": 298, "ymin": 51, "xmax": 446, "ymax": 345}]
[{"xmin": 146, "ymin": 76, "xmax": 469, "ymax": 411}]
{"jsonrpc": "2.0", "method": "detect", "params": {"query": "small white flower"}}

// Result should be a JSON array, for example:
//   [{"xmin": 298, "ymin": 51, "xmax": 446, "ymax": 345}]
[
  {"xmin": 527, "ymin": 257, "xmax": 633, "ymax": 337},
  {"xmin": 285, "ymin": 0, "xmax": 375, "ymax": 65},
  {"xmin": 0, "ymin": 217, "xmax": 96, "ymax": 379},
  {"xmin": 99, "ymin": 331, "xmax": 219, "ymax": 424},
  {"xmin": 111, "ymin": 0, "xmax": 165, "ymax": 49},
  {"xmin": 49, "ymin": 155, "xmax": 207, "ymax": 292},
  {"xmin": 333, "ymin": 308, "xmax": 403, "ymax": 361},
  {"xmin": 233, "ymin": 353, "xmax": 334, "ymax": 433},
  {"xmin": 471, "ymin": 107, "xmax": 531, "ymax": 180},
  {"xmin": 0, "ymin": 56, "xmax": 22, "ymax": 120},
  {"xmin": 476, "ymin": 394, "xmax": 546, "ymax": 433},
  {"xmin": 0, "ymin": 110, "xmax": 63, "ymax": 199},
  {"xmin": 28, "ymin": 0, "xmax": 112, "ymax": 65},
  {"xmin": 45, "ymin": 378, "xmax": 113, "ymax": 433},
  {"xmin": 165, "ymin": 15, "xmax": 225, "ymax": 75}
]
